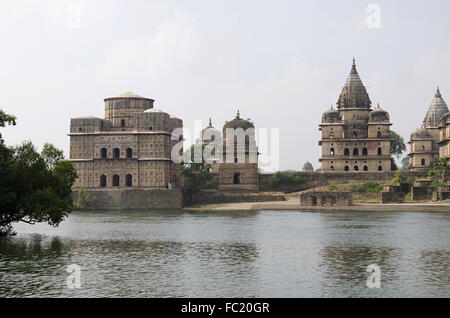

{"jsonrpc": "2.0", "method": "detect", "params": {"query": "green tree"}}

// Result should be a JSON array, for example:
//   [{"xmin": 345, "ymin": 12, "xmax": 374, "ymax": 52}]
[
  {"xmin": 390, "ymin": 170, "xmax": 412, "ymax": 193},
  {"xmin": 178, "ymin": 144, "xmax": 215, "ymax": 194},
  {"xmin": 390, "ymin": 130, "xmax": 406, "ymax": 159},
  {"xmin": 401, "ymin": 156, "xmax": 410, "ymax": 171},
  {"xmin": 0, "ymin": 110, "xmax": 77, "ymax": 236},
  {"xmin": 428, "ymin": 159, "xmax": 450, "ymax": 189}
]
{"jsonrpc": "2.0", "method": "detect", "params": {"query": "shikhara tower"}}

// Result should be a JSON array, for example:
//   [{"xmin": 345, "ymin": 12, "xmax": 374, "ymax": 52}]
[
  {"xmin": 319, "ymin": 59, "xmax": 392, "ymax": 172},
  {"xmin": 409, "ymin": 87, "xmax": 449, "ymax": 170}
]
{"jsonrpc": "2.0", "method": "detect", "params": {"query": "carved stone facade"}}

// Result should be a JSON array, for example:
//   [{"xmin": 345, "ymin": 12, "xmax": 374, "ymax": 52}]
[
  {"xmin": 215, "ymin": 111, "xmax": 259, "ymax": 191},
  {"xmin": 439, "ymin": 110, "xmax": 450, "ymax": 163},
  {"xmin": 69, "ymin": 92, "xmax": 183, "ymax": 189},
  {"xmin": 409, "ymin": 87, "xmax": 448, "ymax": 170},
  {"xmin": 319, "ymin": 59, "xmax": 392, "ymax": 172}
]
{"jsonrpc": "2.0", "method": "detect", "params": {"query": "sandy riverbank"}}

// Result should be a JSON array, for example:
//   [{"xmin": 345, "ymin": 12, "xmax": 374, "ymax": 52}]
[{"xmin": 184, "ymin": 198, "xmax": 450, "ymax": 212}]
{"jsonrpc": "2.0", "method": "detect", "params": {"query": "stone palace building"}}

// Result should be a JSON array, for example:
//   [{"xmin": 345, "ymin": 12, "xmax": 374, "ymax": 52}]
[
  {"xmin": 408, "ymin": 87, "xmax": 449, "ymax": 170},
  {"xmin": 319, "ymin": 59, "xmax": 392, "ymax": 172},
  {"xmin": 69, "ymin": 92, "xmax": 183, "ymax": 190}
]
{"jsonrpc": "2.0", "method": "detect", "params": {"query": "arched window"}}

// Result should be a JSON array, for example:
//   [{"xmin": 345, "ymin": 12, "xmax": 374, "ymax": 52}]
[
  {"xmin": 354, "ymin": 165, "xmax": 359, "ymax": 171},
  {"xmin": 100, "ymin": 175, "xmax": 107, "ymax": 187},
  {"xmin": 211, "ymin": 135, "xmax": 215, "ymax": 141},
  {"xmin": 377, "ymin": 147, "xmax": 382, "ymax": 155},
  {"xmin": 345, "ymin": 166, "xmax": 349, "ymax": 171},
  {"xmin": 126, "ymin": 148, "xmax": 133, "ymax": 158},
  {"xmin": 363, "ymin": 166, "xmax": 368, "ymax": 171},
  {"xmin": 378, "ymin": 165, "xmax": 383, "ymax": 171},
  {"xmin": 113, "ymin": 174, "xmax": 120, "ymax": 187},
  {"xmin": 422, "ymin": 145, "xmax": 425, "ymax": 151},
  {"xmin": 100, "ymin": 148, "xmax": 107, "ymax": 158},
  {"xmin": 344, "ymin": 148, "xmax": 350, "ymax": 156},
  {"xmin": 113, "ymin": 148, "xmax": 120, "ymax": 158},
  {"xmin": 421, "ymin": 158, "xmax": 426, "ymax": 166},
  {"xmin": 126, "ymin": 174, "xmax": 132, "ymax": 187},
  {"xmin": 78, "ymin": 127, "xmax": 83, "ymax": 132},
  {"xmin": 121, "ymin": 119, "xmax": 125, "ymax": 128},
  {"xmin": 330, "ymin": 148, "xmax": 335, "ymax": 156},
  {"xmin": 149, "ymin": 126, "xmax": 153, "ymax": 131},
  {"xmin": 353, "ymin": 148, "xmax": 359, "ymax": 156},
  {"xmin": 233, "ymin": 173, "xmax": 240, "ymax": 184},
  {"xmin": 362, "ymin": 147, "xmax": 368, "ymax": 155},
  {"xmin": 330, "ymin": 166, "xmax": 334, "ymax": 171},
  {"xmin": 353, "ymin": 131, "xmax": 358, "ymax": 138},
  {"xmin": 377, "ymin": 131, "xmax": 382, "ymax": 138}
]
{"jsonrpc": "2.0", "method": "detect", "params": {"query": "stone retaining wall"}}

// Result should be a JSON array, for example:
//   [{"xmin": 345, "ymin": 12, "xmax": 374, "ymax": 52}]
[
  {"xmin": 381, "ymin": 192, "xmax": 404, "ymax": 203},
  {"xmin": 188, "ymin": 190, "xmax": 286, "ymax": 206},
  {"xmin": 72, "ymin": 188, "xmax": 184, "ymax": 210},
  {"xmin": 299, "ymin": 192, "xmax": 353, "ymax": 207}
]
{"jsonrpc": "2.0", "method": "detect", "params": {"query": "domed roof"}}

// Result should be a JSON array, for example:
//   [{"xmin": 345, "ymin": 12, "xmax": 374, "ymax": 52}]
[
  {"xmin": 321, "ymin": 106, "xmax": 341, "ymax": 123},
  {"xmin": 337, "ymin": 58, "xmax": 371, "ymax": 109},
  {"xmin": 411, "ymin": 127, "xmax": 432, "ymax": 139},
  {"xmin": 423, "ymin": 87, "xmax": 449, "ymax": 128},
  {"xmin": 104, "ymin": 91, "xmax": 154, "ymax": 101},
  {"xmin": 201, "ymin": 118, "xmax": 221, "ymax": 139},
  {"xmin": 223, "ymin": 110, "xmax": 255, "ymax": 130},
  {"xmin": 369, "ymin": 104, "xmax": 390, "ymax": 122},
  {"xmin": 143, "ymin": 108, "xmax": 166, "ymax": 114}
]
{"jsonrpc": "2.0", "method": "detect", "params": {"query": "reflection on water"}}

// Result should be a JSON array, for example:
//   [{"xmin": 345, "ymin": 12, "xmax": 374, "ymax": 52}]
[{"xmin": 0, "ymin": 210, "xmax": 449, "ymax": 297}]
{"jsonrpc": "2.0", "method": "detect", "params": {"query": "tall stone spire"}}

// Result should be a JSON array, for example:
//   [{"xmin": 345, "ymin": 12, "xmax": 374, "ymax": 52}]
[
  {"xmin": 337, "ymin": 58, "xmax": 371, "ymax": 109},
  {"xmin": 423, "ymin": 86, "xmax": 449, "ymax": 128}
]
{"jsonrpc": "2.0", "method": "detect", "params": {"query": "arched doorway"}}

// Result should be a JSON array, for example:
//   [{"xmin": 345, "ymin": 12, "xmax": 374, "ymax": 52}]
[
  {"xmin": 113, "ymin": 174, "xmax": 120, "ymax": 187},
  {"xmin": 233, "ymin": 173, "xmax": 240, "ymax": 184}
]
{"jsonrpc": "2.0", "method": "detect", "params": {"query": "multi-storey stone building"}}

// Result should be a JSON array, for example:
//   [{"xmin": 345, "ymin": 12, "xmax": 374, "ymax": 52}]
[
  {"xmin": 196, "ymin": 118, "xmax": 222, "ymax": 173},
  {"xmin": 217, "ymin": 111, "xmax": 259, "ymax": 190},
  {"xmin": 319, "ymin": 59, "xmax": 392, "ymax": 172},
  {"xmin": 439, "ymin": 106, "xmax": 450, "ymax": 164},
  {"xmin": 409, "ymin": 87, "xmax": 449, "ymax": 170},
  {"xmin": 69, "ymin": 92, "xmax": 183, "ymax": 189}
]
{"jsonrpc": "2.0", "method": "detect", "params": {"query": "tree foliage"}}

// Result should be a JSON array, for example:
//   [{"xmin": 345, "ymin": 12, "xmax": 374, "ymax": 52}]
[
  {"xmin": 390, "ymin": 170, "xmax": 413, "ymax": 193},
  {"xmin": 263, "ymin": 172, "xmax": 307, "ymax": 187},
  {"xmin": 0, "ymin": 110, "xmax": 77, "ymax": 236},
  {"xmin": 390, "ymin": 130, "xmax": 406, "ymax": 159},
  {"xmin": 428, "ymin": 159, "xmax": 450, "ymax": 189},
  {"xmin": 401, "ymin": 156, "xmax": 410, "ymax": 171},
  {"xmin": 178, "ymin": 144, "xmax": 216, "ymax": 194}
]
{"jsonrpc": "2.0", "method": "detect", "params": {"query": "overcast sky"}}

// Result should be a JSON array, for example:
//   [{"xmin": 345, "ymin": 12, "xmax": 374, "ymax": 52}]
[{"xmin": 1, "ymin": 0, "xmax": 450, "ymax": 171}]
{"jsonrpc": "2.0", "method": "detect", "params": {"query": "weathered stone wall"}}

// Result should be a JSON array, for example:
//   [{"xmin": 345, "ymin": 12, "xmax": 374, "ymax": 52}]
[
  {"xmin": 259, "ymin": 171, "xmax": 428, "ymax": 193},
  {"xmin": 299, "ymin": 192, "xmax": 353, "ymax": 207},
  {"xmin": 187, "ymin": 190, "xmax": 285, "ymax": 206},
  {"xmin": 411, "ymin": 186, "xmax": 433, "ymax": 201},
  {"xmin": 72, "ymin": 188, "xmax": 184, "ymax": 210},
  {"xmin": 381, "ymin": 192, "xmax": 404, "ymax": 203}
]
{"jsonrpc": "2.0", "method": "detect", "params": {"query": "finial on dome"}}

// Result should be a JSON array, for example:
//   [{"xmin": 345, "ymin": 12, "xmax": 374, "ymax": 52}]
[
  {"xmin": 351, "ymin": 57, "xmax": 357, "ymax": 74},
  {"xmin": 208, "ymin": 117, "xmax": 212, "ymax": 127},
  {"xmin": 236, "ymin": 109, "xmax": 240, "ymax": 119},
  {"xmin": 377, "ymin": 102, "xmax": 380, "ymax": 109},
  {"xmin": 436, "ymin": 86, "xmax": 441, "ymax": 97}
]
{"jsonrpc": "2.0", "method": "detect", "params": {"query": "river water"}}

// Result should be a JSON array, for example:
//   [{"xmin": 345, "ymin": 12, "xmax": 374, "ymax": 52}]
[{"xmin": 0, "ymin": 210, "xmax": 449, "ymax": 298}]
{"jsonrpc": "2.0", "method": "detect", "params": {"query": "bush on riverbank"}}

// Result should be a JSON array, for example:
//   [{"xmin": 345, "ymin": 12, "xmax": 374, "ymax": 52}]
[
  {"xmin": 262, "ymin": 172, "xmax": 307, "ymax": 187},
  {"xmin": 347, "ymin": 181, "xmax": 384, "ymax": 195}
]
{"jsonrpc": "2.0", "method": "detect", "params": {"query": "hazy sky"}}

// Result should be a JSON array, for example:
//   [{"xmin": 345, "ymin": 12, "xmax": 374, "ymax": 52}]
[{"xmin": 1, "ymin": 0, "xmax": 450, "ymax": 171}]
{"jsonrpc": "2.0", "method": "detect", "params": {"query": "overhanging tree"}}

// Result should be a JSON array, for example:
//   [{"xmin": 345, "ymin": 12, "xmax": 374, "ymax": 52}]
[{"xmin": 0, "ymin": 109, "xmax": 77, "ymax": 236}]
